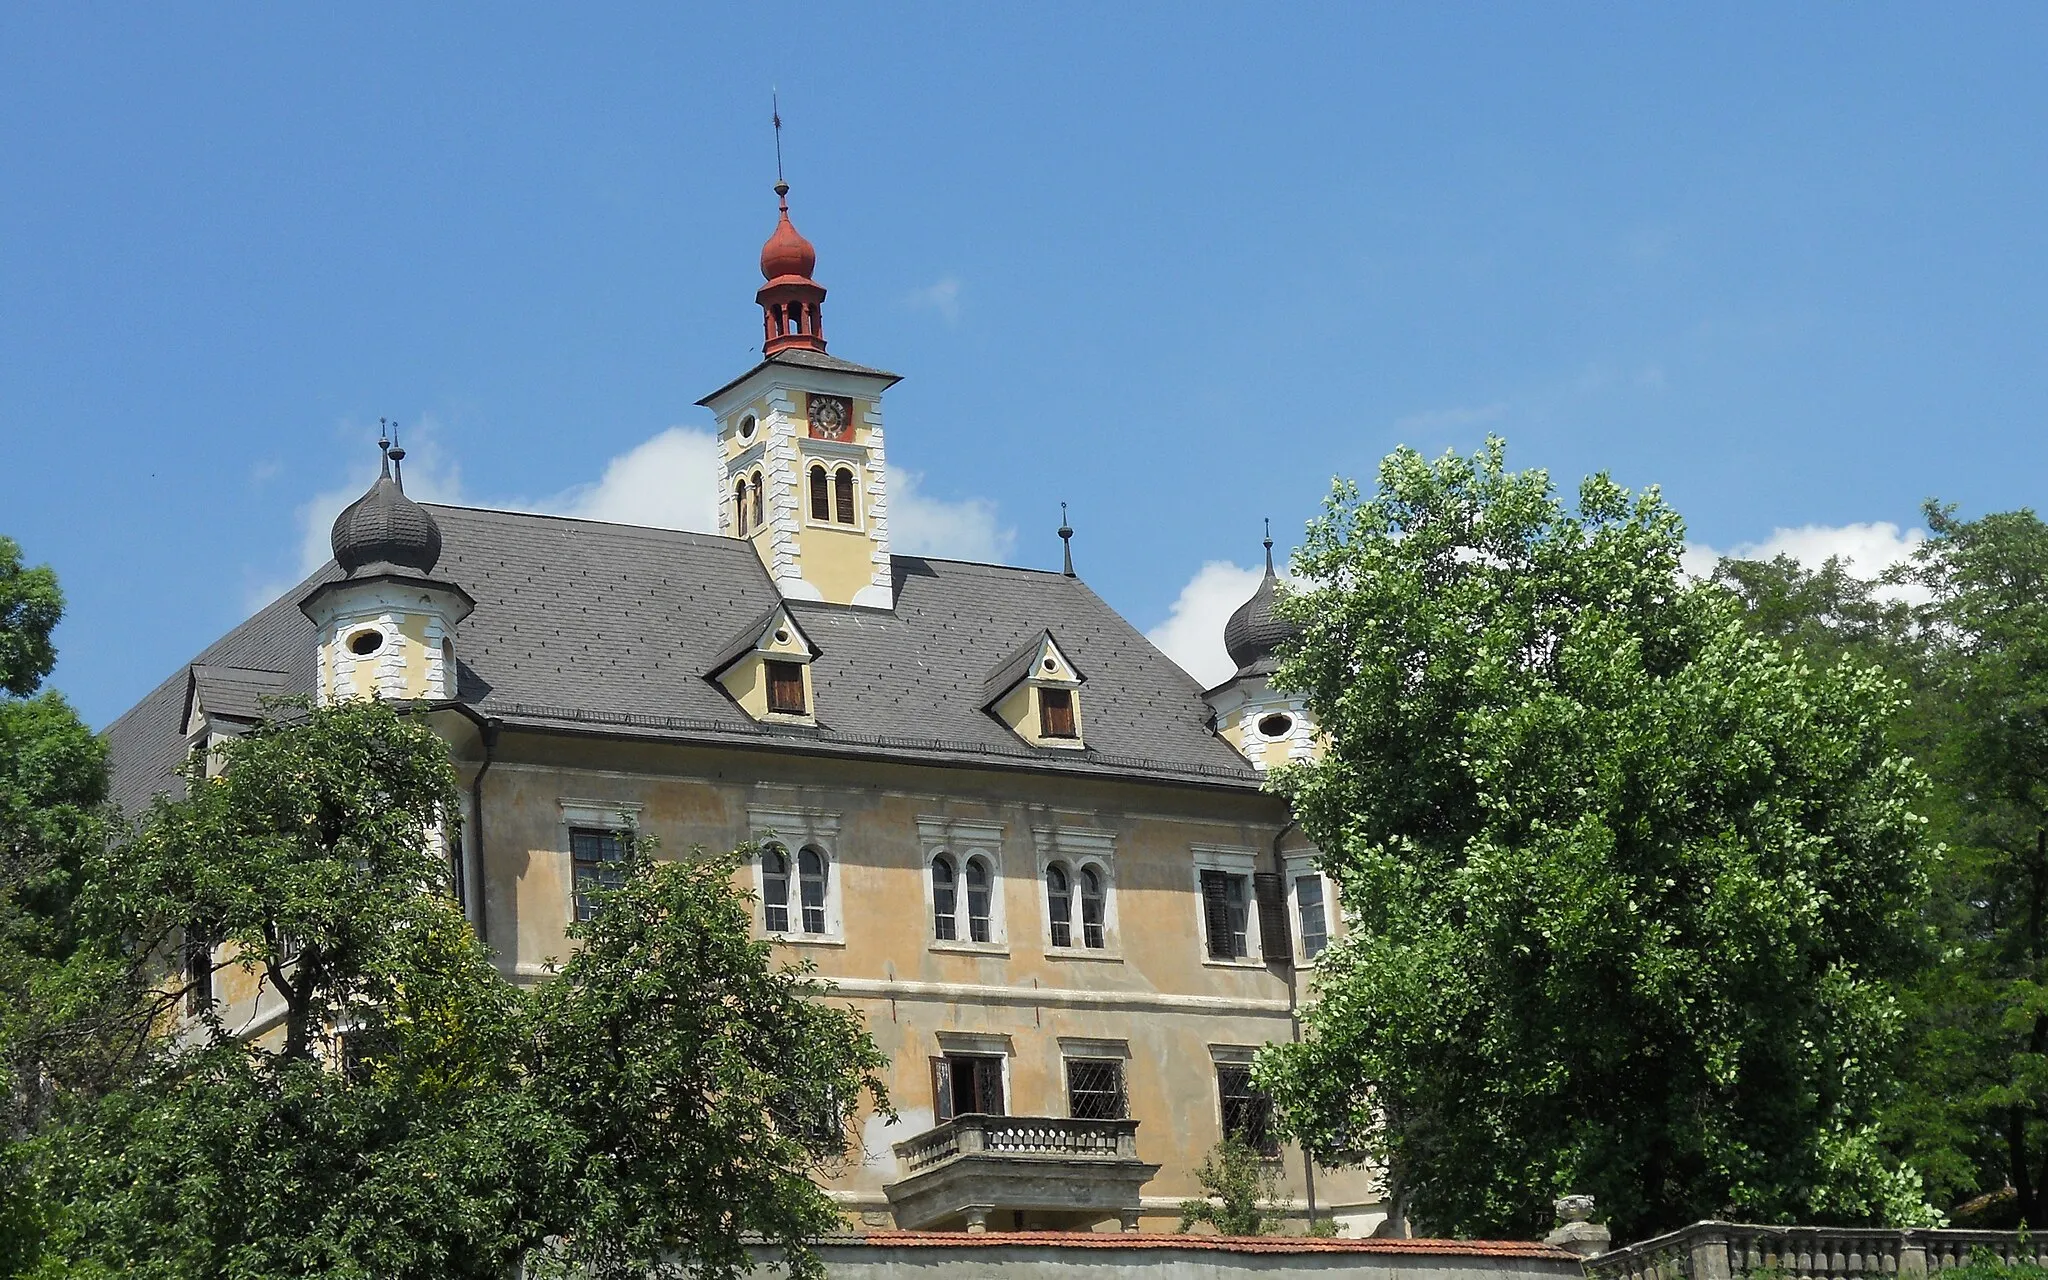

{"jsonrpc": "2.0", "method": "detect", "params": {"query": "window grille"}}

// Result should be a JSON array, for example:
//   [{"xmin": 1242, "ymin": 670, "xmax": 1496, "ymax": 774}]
[
  {"xmin": 1200, "ymin": 869, "xmax": 1249, "ymax": 960},
  {"xmin": 798, "ymin": 846, "xmax": 828, "ymax": 934},
  {"xmin": 1296, "ymin": 874, "xmax": 1328, "ymax": 959},
  {"xmin": 766, "ymin": 660, "xmax": 806, "ymax": 715},
  {"xmin": 964, "ymin": 856, "xmax": 992, "ymax": 943},
  {"xmin": 1046, "ymin": 862, "xmax": 1072, "ymax": 947},
  {"xmin": 1066, "ymin": 1058, "xmax": 1126, "ymax": 1119},
  {"xmin": 762, "ymin": 845, "xmax": 790, "ymax": 932},
  {"xmin": 932, "ymin": 855, "xmax": 958, "ymax": 940},
  {"xmin": 1216, "ymin": 1063, "xmax": 1278, "ymax": 1155},
  {"xmin": 1080, "ymin": 866, "xmax": 1106, "ymax": 949},
  {"xmin": 1039, "ymin": 687, "xmax": 1076, "ymax": 738},
  {"xmin": 570, "ymin": 827, "xmax": 627, "ymax": 921}
]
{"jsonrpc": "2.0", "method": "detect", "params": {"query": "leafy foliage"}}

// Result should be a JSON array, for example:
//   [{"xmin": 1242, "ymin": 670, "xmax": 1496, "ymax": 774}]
[
  {"xmin": 1257, "ymin": 440, "xmax": 1934, "ymax": 1241},
  {"xmin": 1177, "ymin": 1136, "xmax": 1284, "ymax": 1236},
  {"xmin": 9, "ymin": 699, "xmax": 889, "ymax": 1279}
]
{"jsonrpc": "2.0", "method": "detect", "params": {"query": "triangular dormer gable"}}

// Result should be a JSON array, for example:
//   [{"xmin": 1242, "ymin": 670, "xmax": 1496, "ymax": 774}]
[
  {"xmin": 707, "ymin": 606, "xmax": 822, "ymax": 726},
  {"xmin": 706, "ymin": 606, "xmax": 821, "ymax": 680},
  {"xmin": 979, "ymin": 630, "xmax": 1085, "ymax": 709},
  {"xmin": 982, "ymin": 630, "xmax": 1088, "ymax": 751}
]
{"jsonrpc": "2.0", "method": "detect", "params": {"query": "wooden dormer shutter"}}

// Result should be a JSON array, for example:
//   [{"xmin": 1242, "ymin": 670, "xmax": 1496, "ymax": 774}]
[
  {"xmin": 766, "ymin": 661, "xmax": 806, "ymax": 715},
  {"xmin": 1039, "ymin": 688, "xmax": 1076, "ymax": 738}
]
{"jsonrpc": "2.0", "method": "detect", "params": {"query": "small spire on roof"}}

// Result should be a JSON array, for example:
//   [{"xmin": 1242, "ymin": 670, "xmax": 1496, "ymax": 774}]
[
  {"xmin": 1059, "ymin": 502, "xmax": 1075, "ymax": 577},
  {"xmin": 377, "ymin": 419, "xmax": 392, "ymax": 480},
  {"xmin": 1263, "ymin": 517, "xmax": 1274, "ymax": 574},
  {"xmin": 387, "ymin": 421, "xmax": 407, "ymax": 490}
]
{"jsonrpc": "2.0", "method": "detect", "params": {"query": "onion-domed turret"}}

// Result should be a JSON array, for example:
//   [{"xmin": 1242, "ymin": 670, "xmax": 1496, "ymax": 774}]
[
  {"xmin": 330, "ymin": 440, "xmax": 442, "ymax": 577},
  {"xmin": 760, "ymin": 183, "xmax": 818, "ymax": 282},
  {"xmin": 1222, "ymin": 533, "xmax": 1298, "ymax": 678},
  {"xmin": 755, "ymin": 180, "xmax": 828, "ymax": 356}
]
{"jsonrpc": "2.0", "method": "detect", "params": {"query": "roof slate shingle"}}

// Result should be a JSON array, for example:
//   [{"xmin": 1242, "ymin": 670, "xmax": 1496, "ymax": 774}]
[{"xmin": 104, "ymin": 506, "xmax": 1259, "ymax": 815}]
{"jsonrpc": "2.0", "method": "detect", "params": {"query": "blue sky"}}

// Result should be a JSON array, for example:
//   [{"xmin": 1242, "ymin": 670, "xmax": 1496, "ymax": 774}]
[{"xmin": 4, "ymin": 5, "xmax": 2045, "ymax": 724}]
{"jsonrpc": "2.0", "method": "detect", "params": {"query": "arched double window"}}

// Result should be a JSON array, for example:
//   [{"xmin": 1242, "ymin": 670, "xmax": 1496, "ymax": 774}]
[
  {"xmin": 931, "ymin": 855, "xmax": 957, "ymax": 940},
  {"xmin": 734, "ymin": 479, "xmax": 750, "ymax": 538},
  {"xmin": 1046, "ymin": 860, "xmax": 1109, "ymax": 950},
  {"xmin": 833, "ymin": 467, "xmax": 856, "ymax": 525},
  {"xmin": 809, "ymin": 465, "xmax": 830, "ymax": 521}
]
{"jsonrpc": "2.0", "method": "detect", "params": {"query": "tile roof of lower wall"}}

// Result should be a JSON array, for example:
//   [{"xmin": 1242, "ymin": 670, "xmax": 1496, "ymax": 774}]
[
  {"xmin": 828, "ymin": 1233, "xmax": 1578, "ymax": 1259},
  {"xmin": 105, "ymin": 506, "xmax": 1261, "ymax": 815}
]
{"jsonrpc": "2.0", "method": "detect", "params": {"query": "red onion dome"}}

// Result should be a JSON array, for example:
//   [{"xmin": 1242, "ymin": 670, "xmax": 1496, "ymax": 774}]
[{"xmin": 760, "ymin": 183, "xmax": 817, "ymax": 281}]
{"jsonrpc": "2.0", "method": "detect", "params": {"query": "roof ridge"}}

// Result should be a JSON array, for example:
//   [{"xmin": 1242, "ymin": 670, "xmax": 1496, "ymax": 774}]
[{"xmin": 420, "ymin": 503, "xmax": 747, "ymax": 545}]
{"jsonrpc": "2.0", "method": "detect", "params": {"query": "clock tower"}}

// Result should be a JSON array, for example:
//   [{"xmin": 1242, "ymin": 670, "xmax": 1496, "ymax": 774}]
[{"xmin": 699, "ymin": 180, "xmax": 902, "ymax": 610}]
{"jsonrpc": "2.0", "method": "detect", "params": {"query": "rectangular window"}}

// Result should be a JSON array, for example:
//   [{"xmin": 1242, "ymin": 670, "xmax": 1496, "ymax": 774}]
[
  {"xmin": 1066, "ymin": 1058, "xmax": 1127, "ymax": 1120},
  {"xmin": 1200, "ymin": 869, "xmax": 1249, "ymax": 960},
  {"xmin": 931, "ymin": 1053, "xmax": 1005, "ymax": 1121},
  {"xmin": 1217, "ymin": 1063, "xmax": 1278, "ymax": 1156},
  {"xmin": 1296, "ymin": 874, "xmax": 1328, "ymax": 960},
  {"xmin": 184, "ymin": 931, "xmax": 213, "ymax": 1015},
  {"xmin": 766, "ymin": 660, "xmax": 806, "ymax": 715},
  {"xmin": 570, "ymin": 827, "xmax": 627, "ymax": 921},
  {"xmin": 1039, "ymin": 687, "xmax": 1076, "ymax": 738}
]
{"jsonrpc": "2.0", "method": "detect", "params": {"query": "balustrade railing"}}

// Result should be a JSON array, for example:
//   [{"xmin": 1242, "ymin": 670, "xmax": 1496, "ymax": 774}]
[
  {"xmin": 892, "ymin": 1114, "xmax": 1141, "ymax": 1175},
  {"xmin": 1589, "ymin": 1223, "xmax": 2048, "ymax": 1280}
]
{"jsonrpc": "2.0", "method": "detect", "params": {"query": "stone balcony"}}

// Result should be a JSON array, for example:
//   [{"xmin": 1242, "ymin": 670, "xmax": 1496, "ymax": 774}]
[{"xmin": 883, "ymin": 1114, "xmax": 1160, "ymax": 1233}]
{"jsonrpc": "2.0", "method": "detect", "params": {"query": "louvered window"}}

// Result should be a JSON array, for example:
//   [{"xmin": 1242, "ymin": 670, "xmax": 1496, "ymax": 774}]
[
  {"xmin": 734, "ymin": 480, "xmax": 750, "ymax": 537},
  {"xmin": 1255, "ymin": 871, "xmax": 1293, "ymax": 964},
  {"xmin": 1039, "ymin": 688, "xmax": 1076, "ymax": 738},
  {"xmin": 1200, "ymin": 869, "xmax": 1249, "ymax": 960},
  {"xmin": 570, "ymin": 827, "xmax": 627, "ymax": 921},
  {"xmin": 810, "ymin": 465, "xmax": 830, "ymax": 521},
  {"xmin": 766, "ymin": 660, "xmax": 806, "ymax": 715},
  {"xmin": 834, "ymin": 467, "xmax": 856, "ymax": 524},
  {"xmin": 750, "ymin": 472, "xmax": 764, "ymax": 527},
  {"xmin": 1079, "ymin": 865, "xmax": 1106, "ymax": 948}
]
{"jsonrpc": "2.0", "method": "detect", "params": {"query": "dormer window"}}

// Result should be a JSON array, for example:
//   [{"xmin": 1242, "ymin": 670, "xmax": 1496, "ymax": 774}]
[
  {"xmin": 1039, "ymin": 688, "xmax": 1077, "ymax": 738},
  {"xmin": 766, "ymin": 660, "xmax": 806, "ymax": 715}
]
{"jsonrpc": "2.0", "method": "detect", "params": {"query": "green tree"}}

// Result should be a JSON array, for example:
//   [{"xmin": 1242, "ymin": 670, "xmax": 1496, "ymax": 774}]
[
  {"xmin": 1257, "ymin": 440, "xmax": 1934, "ymax": 1241},
  {"xmin": 1177, "ymin": 1137, "xmax": 1283, "ymax": 1236},
  {"xmin": 1879, "ymin": 505, "xmax": 2048, "ymax": 1226},
  {"xmin": 17, "ymin": 701, "xmax": 890, "ymax": 1279}
]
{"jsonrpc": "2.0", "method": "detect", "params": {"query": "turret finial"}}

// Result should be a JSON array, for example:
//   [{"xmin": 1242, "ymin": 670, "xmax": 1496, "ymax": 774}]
[
  {"xmin": 1059, "ymin": 502, "xmax": 1075, "ymax": 578},
  {"xmin": 377, "ymin": 419, "xmax": 392, "ymax": 479},
  {"xmin": 1263, "ymin": 517, "xmax": 1274, "ymax": 574}
]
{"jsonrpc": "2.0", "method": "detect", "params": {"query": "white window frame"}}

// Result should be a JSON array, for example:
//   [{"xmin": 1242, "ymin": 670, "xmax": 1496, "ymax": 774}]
[
  {"xmin": 1190, "ymin": 844, "xmax": 1263, "ymax": 968},
  {"xmin": 750, "ymin": 806, "xmax": 845, "ymax": 944},
  {"xmin": 1033, "ymin": 826, "xmax": 1120, "ymax": 959},
  {"xmin": 559, "ymin": 798, "xmax": 643, "ymax": 925},
  {"xmin": 919, "ymin": 816, "xmax": 1007, "ymax": 953},
  {"xmin": 1284, "ymin": 851, "xmax": 1334, "ymax": 967}
]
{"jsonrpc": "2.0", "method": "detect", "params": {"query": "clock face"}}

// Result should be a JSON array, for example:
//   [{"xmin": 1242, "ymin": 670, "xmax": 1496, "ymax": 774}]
[{"xmin": 807, "ymin": 395, "xmax": 852, "ymax": 441}]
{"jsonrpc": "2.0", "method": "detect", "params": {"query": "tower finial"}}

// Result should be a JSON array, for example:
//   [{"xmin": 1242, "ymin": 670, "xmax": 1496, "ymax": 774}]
[
  {"xmin": 1059, "ymin": 502, "xmax": 1075, "ymax": 577},
  {"xmin": 377, "ymin": 418, "xmax": 392, "ymax": 480},
  {"xmin": 1263, "ymin": 517, "xmax": 1274, "ymax": 573},
  {"xmin": 772, "ymin": 89, "xmax": 787, "ymax": 200},
  {"xmin": 387, "ymin": 420, "xmax": 407, "ymax": 490}
]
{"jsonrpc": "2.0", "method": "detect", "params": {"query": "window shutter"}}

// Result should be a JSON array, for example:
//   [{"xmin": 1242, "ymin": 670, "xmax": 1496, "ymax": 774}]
[
  {"xmin": 834, "ymin": 468, "xmax": 856, "ymax": 524},
  {"xmin": 1039, "ymin": 688, "xmax": 1076, "ymax": 738},
  {"xmin": 1200, "ymin": 870, "xmax": 1236, "ymax": 960},
  {"xmin": 974, "ymin": 1056, "xmax": 1006, "ymax": 1116},
  {"xmin": 766, "ymin": 661, "xmax": 806, "ymax": 715},
  {"xmin": 810, "ymin": 466, "xmax": 830, "ymax": 521},
  {"xmin": 931, "ymin": 1057, "xmax": 954, "ymax": 1122},
  {"xmin": 1254, "ymin": 872, "xmax": 1292, "ymax": 965}
]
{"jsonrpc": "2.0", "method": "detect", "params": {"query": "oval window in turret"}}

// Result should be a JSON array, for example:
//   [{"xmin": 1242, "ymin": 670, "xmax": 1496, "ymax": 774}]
[
  {"xmin": 347, "ymin": 628, "xmax": 385, "ymax": 657},
  {"xmin": 1257, "ymin": 712, "xmax": 1293, "ymax": 740}
]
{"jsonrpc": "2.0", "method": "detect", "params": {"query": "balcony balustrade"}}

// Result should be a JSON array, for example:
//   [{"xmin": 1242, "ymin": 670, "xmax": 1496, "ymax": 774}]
[{"xmin": 883, "ymin": 1114, "xmax": 1158, "ymax": 1233}]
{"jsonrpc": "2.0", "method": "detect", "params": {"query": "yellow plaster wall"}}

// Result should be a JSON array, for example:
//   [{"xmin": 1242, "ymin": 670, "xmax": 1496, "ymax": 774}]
[
  {"xmin": 717, "ymin": 650, "xmax": 815, "ymax": 723},
  {"xmin": 468, "ymin": 732, "xmax": 1380, "ymax": 1229},
  {"xmin": 799, "ymin": 522, "xmax": 878, "ymax": 606}
]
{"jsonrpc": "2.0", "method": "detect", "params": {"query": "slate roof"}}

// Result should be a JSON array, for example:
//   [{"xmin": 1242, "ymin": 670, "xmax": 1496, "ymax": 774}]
[
  {"xmin": 186, "ymin": 665, "xmax": 296, "ymax": 726},
  {"xmin": 695, "ymin": 348, "xmax": 903, "ymax": 405},
  {"xmin": 105, "ymin": 506, "xmax": 1259, "ymax": 816}
]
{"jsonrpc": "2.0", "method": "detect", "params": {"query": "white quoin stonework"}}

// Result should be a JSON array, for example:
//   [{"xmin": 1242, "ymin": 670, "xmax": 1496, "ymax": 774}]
[{"xmin": 302, "ymin": 578, "xmax": 471, "ymax": 706}]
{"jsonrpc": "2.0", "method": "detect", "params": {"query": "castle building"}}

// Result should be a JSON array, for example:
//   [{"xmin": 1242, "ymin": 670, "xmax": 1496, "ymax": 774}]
[{"xmin": 104, "ymin": 182, "xmax": 1383, "ymax": 1236}]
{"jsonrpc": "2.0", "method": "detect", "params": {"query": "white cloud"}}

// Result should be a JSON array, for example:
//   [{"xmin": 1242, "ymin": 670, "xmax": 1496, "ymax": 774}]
[
  {"xmin": 540, "ymin": 427, "xmax": 721, "ymax": 532},
  {"xmin": 888, "ymin": 467, "xmax": 1013, "ymax": 562},
  {"xmin": 907, "ymin": 276, "xmax": 962, "ymax": 324},
  {"xmin": 1684, "ymin": 521, "xmax": 1931, "ymax": 603},
  {"xmin": 1146, "ymin": 560, "xmax": 1269, "ymax": 689}
]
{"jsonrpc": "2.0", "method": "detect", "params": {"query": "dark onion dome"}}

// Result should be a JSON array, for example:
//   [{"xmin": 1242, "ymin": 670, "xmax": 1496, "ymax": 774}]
[
  {"xmin": 1222, "ymin": 536, "xmax": 1299, "ymax": 678},
  {"xmin": 331, "ymin": 443, "xmax": 442, "ymax": 577}
]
